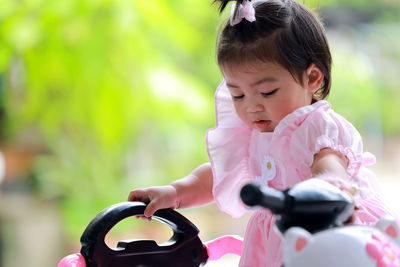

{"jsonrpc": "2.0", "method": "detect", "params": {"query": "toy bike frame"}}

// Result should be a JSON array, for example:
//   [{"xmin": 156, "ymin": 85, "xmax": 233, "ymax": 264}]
[{"xmin": 60, "ymin": 178, "xmax": 400, "ymax": 267}]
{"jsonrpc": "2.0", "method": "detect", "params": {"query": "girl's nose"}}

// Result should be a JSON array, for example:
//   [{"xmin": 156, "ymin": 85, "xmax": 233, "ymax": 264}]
[{"xmin": 247, "ymin": 99, "xmax": 264, "ymax": 113}]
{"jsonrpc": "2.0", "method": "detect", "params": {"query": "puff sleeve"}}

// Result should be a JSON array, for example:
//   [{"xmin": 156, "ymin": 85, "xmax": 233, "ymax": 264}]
[
  {"xmin": 289, "ymin": 104, "xmax": 398, "ymax": 225},
  {"xmin": 289, "ymin": 104, "xmax": 375, "ymax": 180}
]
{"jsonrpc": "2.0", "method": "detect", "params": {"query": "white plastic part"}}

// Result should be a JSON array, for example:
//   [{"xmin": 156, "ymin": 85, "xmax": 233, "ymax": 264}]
[{"xmin": 283, "ymin": 217, "xmax": 400, "ymax": 267}]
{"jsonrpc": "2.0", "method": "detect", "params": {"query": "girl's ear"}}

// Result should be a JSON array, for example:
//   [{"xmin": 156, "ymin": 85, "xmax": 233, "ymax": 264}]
[
  {"xmin": 375, "ymin": 216, "xmax": 400, "ymax": 246},
  {"xmin": 305, "ymin": 63, "xmax": 324, "ymax": 93},
  {"xmin": 283, "ymin": 227, "xmax": 312, "ymax": 265}
]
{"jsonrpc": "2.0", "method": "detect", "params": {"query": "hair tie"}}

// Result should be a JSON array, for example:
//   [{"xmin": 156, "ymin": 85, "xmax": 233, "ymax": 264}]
[{"xmin": 230, "ymin": 0, "xmax": 256, "ymax": 26}]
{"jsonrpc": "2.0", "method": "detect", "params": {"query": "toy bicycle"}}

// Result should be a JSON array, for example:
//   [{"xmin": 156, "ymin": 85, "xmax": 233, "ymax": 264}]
[{"xmin": 59, "ymin": 178, "xmax": 400, "ymax": 266}]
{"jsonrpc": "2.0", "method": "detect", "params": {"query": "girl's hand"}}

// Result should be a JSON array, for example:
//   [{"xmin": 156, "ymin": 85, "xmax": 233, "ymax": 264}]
[
  {"xmin": 128, "ymin": 185, "xmax": 179, "ymax": 220},
  {"xmin": 127, "ymin": 163, "xmax": 214, "ymax": 221}
]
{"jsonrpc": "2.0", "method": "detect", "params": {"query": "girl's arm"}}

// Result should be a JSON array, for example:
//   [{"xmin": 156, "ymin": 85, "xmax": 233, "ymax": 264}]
[
  {"xmin": 311, "ymin": 148, "xmax": 359, "ymax": 223},
  {"xmin": 128, "ymin": 163, "xmax": 214, "ymax": 218},
  {"xmin": 171, "ymin": 162, "xmax": 214, "ymax": 208},
  {"xmin": 311, "ymin": 147, "xmax": 360, "ymax": 197},
  {"xmin": 311, "ymin": 148, "xmax": 348, "ymax": 179}
]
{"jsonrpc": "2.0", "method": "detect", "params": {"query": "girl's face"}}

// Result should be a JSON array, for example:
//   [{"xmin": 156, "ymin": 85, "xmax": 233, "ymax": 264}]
[{"xmin": 222, "ymin": 61, "xmax": 320, "ymax": 132}]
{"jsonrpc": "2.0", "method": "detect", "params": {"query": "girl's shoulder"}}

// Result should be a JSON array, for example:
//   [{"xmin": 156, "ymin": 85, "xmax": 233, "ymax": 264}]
[
  {"xmin": 289, "ymin": 100, "xmax": 361, "ymax": 143},
  {"xmin": 301, "ymin": 101, "xmax": 359, "ymax": 135},
  {"xmin": 273, "ymin": 100, "xmax": 357, "ymax": 139}
]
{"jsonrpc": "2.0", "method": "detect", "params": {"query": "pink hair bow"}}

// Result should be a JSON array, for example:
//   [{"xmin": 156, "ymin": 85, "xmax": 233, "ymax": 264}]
[{"xmin": 230, "ymin": 0, "xmax": 256, "ymax": 26}]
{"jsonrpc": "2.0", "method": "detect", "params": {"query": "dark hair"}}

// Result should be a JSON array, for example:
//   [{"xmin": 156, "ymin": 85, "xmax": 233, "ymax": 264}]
[{"xmin": 214, "ymin": 0, "xmax": 332, "ymax": 100}]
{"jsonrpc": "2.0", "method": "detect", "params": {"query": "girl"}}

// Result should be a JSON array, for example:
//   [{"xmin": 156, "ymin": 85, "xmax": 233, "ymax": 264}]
[{"xmin": 128, "ymin": 0, "xmax": 395, "ymax": 266}]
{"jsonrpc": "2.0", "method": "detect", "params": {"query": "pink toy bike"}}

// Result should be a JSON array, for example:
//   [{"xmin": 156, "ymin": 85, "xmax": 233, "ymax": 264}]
[{"xmin": 59, "ymin": 178, "xmax": 400, "ymax": 267}]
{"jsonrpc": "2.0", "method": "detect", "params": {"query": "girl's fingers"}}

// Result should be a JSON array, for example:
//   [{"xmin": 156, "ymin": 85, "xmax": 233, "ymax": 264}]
[
  {"xmin": 127, "ymin": 189, "xmax": 141, "ymax": 201},
  {"xmin": 128, "ymin": 189, "xmax": 150, "ymax": 202},
  {"xmin": 144, "ymin": 200, "xmax": 158, "ymax": 217},
  {"xmin": 128, "ymin": 189, "xmax": 159, "ymax": 218},
  {"xmin": 128, "ymin": 186, "xmax": 176, "ymax": 217},
  {"xmin": 135, "ymin": 215, "xmax": 152, "ymax": 222}
]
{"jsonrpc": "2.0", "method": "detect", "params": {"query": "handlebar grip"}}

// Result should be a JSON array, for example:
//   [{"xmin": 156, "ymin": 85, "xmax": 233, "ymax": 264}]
[
  {"xmin": 240, "ymin": 179, "xmax": 355, "ymax": 234},
  {"xmin": 80, "ymin": 201, "xmax": 208, "ymax": 267},
  {"xmin": 240, "ymin": 184, "xmax": 286, "ymax": 214}
]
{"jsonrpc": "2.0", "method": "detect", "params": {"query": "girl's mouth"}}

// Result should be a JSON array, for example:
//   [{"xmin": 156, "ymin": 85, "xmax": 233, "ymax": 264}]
[{"xmin": 253, "ymin": 120, "xmax": 272, "ymax": 132}]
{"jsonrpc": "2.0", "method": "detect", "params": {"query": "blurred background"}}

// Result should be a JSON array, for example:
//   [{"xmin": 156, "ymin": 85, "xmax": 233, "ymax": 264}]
[{"xmin": 0, "ymin": 0, "xmax": 399, "ymax": 266}]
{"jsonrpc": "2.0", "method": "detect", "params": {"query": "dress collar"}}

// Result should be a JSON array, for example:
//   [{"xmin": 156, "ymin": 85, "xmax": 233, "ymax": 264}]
[{"xmin": 271, "ymin": 100, "xmax": 331, "ymax": 140}]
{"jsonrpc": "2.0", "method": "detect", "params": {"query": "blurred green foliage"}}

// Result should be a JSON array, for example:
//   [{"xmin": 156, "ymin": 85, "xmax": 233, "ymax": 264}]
[
  {"xmin": 0, "ymin": 0, "xmax": 399, "ymax": 240},
  {"xmin": 0, "ymin": 0, "xmax": 221, "ymax": 238}
]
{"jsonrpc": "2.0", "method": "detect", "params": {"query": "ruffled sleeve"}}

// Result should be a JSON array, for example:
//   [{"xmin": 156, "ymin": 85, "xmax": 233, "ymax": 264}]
[
  {"xmin": 289, "ymin": 102, "xmax": 375, "ymax": 180},
  {"xmin": 290, "ymin": 102, "xmax": 399, "ymax": 225},
  {"xmin": 206, "ymin": 80, "xmax": 253, "ymax": 218}
]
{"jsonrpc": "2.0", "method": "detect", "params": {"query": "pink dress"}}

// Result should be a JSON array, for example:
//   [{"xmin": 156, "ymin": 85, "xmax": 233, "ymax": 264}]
[{"xmin": 206, "ymin": 80, "xmax": 395, "ymax": 267}]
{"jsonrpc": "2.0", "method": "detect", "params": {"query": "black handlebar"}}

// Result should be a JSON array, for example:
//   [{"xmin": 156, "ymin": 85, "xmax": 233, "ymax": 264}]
[
  {"xmin": 240, "ymin": 183, "xmax": 286, "ymax": 214},
  {"xmin": 80, "ymin": 201, "xmax": 208, "ymax": 267},
  {"xmin": 240, "ymin": 179, "xmax": 355, "ymax": 233}
]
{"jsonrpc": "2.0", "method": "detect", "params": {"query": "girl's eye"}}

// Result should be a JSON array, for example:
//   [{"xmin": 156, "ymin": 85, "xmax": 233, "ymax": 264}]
[
  {"xmin": 261, "ymin": 88, "xmax": 279, "ymax": 97},
  {"xmin": 232, "ymin": 94, "xmax": 245, "ymax": 100}
]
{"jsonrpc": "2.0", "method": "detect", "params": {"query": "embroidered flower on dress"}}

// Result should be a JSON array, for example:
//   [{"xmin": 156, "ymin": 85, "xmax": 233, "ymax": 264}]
[
  {"xmin": 366, "ymin": 231, "xmax": 400, "ymax": 267},
  {"xmin": 254, "ymin": 155, "xmax": 276, "ymax": 186}
]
